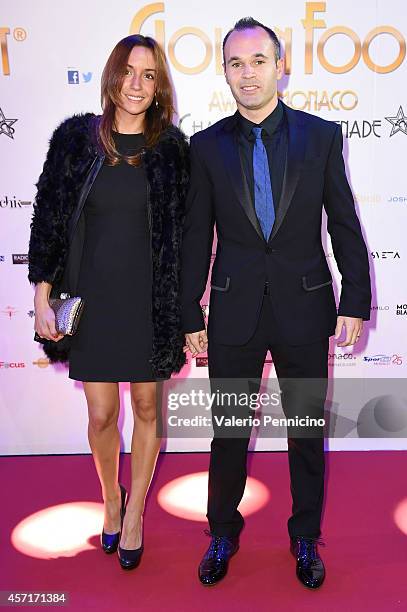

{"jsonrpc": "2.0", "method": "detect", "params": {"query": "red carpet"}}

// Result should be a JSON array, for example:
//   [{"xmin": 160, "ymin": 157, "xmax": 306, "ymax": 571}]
[{"xmin": 1, "ymin": 451, "xmax": 406, "ymax": 611}]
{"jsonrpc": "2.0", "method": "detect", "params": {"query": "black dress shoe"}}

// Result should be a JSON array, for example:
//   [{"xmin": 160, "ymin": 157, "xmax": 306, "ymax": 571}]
[
  {"xmin": 198, "ymin": 530, "xmax": 239, "ymax": 586},
  {"xmin": 290, "ymin": 536, "xmax": 326, "ymax": 589},
  {"xmin": 101, "ymin": 484, "xmax": 127, "ymax": 554},
  {"xmin": 118, "ymin": 517, "xmax": 144, "ymax": 570}
]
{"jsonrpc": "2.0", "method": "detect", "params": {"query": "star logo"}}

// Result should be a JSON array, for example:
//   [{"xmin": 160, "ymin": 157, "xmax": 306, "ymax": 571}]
[
  {"xmin": 0, "ymin": 107, "xmax": 18, "ymax": 139},
  {"xmin": 385, "ymin": 106, "xmax": 407, "ymax": 137}
]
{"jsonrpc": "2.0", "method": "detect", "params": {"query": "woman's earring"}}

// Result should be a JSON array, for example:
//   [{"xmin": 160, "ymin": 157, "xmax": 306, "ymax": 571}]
[{"xmin": 155, "ymin": 94, "xmax": 159, "ymax": 108}]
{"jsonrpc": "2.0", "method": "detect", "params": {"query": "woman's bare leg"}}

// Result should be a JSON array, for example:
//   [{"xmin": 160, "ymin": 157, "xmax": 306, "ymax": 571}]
[
  {"xmin": 83, "ymin": 381, "xmax": 121, "ymax": 534},
  {"xmin": 120, "ymin": 381, "xmax": 161, "ymax": 549}
]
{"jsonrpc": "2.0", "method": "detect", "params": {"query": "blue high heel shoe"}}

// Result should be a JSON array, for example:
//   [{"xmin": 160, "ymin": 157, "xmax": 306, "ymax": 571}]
[{"xmin": 101, "ymin": 484, "xmax": 127, "ymax": 554}]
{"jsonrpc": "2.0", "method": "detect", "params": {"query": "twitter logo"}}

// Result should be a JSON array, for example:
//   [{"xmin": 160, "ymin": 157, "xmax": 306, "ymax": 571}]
[{"xmin": 82, "ymin": 72, "xmax": 92, "ymax": 83}]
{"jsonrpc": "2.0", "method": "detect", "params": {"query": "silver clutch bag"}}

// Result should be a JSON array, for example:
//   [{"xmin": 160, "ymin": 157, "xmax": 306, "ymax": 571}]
[{"xmin": 49, "ymin": 293, "xmax": 84, "ymax": 336}]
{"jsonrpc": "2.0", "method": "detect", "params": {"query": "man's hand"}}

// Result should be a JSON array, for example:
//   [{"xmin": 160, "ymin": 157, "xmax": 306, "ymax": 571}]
[
  {"xmin": 184, "ymin": 330, "xmax": 208, "ymax": 356},
  {"xmin": 335, "ymin": 316, "xmax": 363, "ymax": 347}
]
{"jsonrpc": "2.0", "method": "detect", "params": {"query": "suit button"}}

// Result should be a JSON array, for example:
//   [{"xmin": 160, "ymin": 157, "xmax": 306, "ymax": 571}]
[{"xmin": 265, "ymin": 246, "xmax": 273, "ymax": 254}]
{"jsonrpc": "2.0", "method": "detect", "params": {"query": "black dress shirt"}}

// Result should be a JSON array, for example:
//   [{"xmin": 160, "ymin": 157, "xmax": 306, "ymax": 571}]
[{"xmin": 237, "ymin": 100, "xmax": 287, "ymax": 213}]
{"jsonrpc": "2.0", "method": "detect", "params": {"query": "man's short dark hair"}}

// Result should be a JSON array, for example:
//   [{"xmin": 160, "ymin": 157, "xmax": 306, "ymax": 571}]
[{"xmin": 223, "ymin": 17, "xmax": 281, "ymax": 63}]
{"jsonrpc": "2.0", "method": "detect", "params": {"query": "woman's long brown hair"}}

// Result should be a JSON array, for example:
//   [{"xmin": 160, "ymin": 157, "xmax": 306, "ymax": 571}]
[{"xmin": 98, "ymin": 34, "xmax": 174, "ymax": 166}]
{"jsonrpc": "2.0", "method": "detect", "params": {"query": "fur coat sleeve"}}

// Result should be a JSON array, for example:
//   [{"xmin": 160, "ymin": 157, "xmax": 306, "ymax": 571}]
[
  {"xmin": 28, "ymin": 113, "xmax": 95, "ymax": 285},
  {"xmin": 144, "ymin": 125, "xmax": 190, "ymax": 376}
]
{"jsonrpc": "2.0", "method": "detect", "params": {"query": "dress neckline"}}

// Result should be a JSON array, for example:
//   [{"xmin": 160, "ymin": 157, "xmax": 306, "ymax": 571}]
[
  {"xmin": 112, "ymin": 130, "xmax": 144, "ymax": 137},
  {"xmin": 112, "ymin": 131, "xmax": 145, "ymax": 156}
]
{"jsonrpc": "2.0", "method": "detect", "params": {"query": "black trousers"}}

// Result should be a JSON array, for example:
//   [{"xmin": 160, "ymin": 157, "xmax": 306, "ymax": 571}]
[{"xmin": 207, "ymin": 294, "xmax": 328, "ymax": 539}]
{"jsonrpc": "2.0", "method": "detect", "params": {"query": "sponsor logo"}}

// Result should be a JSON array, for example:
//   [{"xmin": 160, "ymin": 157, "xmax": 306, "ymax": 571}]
[
  {"xmin": 0, "ymin": 196, "xmax": 31, "ymax": 209},
  {"xmin": 363, "ymin": 354, "xmax": 403, "ymax": 365},
  {"xmin": 388, "ymin": 196, "xmax": 407, "ymax": 203},
  {"xmin": 12, "ymin": 254, "xmax": 28, "ymax": 264},
  {"xmin": 196, "ymin": 357, "xmax": 208, "ymax": 367},
  {"xmin": 0, "ymin": 361, "xmax": 25, "ymax": 368},
  {"xmin": 371, "ymin": 251, "xmax": 401, "ymax": 259},
  {"xmin": 1, "ymin": 305, "xmax": 17, "ymax": 318},
  {"xmin": 355, "ymin": 194, "xmax": 382, "ymax": 204},
  {"xmin": 385, "ymin": 106, "xmax": 407, "ymax": 136},
  {"xmin": 0, "ymin": 106, "xmax": 17, "ymax": 139},
  {"xmin": 370, "ymin": 305, "xmax": 390, "ymax": 311},
  {"xmin": 354, "ymin": 195, "xmax": 407, "ymax": 204},
  {"xmin": 32, "ymin": 358, "xmax": 50, "ymax": 368},
  {"xmin": 195, "ymin": 356, "xmax": 274, "ymax": 367},
  {"xmin": 0, "ymin": 255, "xmax": 4, "ymax": 262},
  {"xmin": 328, "ymin": 352, "xmax": 357, "ymax": 366},
  {"xmin": 27, "ymin": 310, "xmax": 35, "ymax": 318},
  {"xmin": 396, "ymin": 304, "xmax": 407, "ymax": 316}
]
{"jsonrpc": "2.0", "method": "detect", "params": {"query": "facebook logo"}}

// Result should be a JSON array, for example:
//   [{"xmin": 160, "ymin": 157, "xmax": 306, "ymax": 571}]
[{"xmin": 67, "ymin": 70, "xmax": 79, "ymax": 84}]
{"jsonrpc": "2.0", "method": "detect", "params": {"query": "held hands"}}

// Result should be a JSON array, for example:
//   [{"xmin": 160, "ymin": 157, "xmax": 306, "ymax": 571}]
[
  {"xmin": 184, "ymin": 329, "xmax": 208, "ymax": 357},
  {"xmin": 183, "ymin": 318, "xmax": 362, "ymax": 354},
  {"xmin": 335, "ymin": 316, "xmax": 363, "ymax": 347}
]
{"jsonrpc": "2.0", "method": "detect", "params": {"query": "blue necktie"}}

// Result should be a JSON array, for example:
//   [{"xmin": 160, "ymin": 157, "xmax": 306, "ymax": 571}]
[{"xmin": 252, "ymin": 127, "xmax": 275, "ymax": 240}]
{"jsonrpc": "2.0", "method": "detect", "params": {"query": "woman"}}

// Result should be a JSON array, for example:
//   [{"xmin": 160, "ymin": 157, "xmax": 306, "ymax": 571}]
[{"xmin": 28, "ymin": 34, "xmax": 189, "ymax": 570}]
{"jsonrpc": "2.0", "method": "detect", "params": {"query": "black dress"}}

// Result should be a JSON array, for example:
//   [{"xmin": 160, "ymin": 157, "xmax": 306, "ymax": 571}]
[{"xmin": 69, "ymin": 132, "xmax": 155, "ymax": 382}]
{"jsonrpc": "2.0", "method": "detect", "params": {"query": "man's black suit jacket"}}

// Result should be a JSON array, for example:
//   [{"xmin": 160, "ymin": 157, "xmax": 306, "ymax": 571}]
[{"xmin": 181, "ymin": 102, "xmax": 371, "ymax": 346}]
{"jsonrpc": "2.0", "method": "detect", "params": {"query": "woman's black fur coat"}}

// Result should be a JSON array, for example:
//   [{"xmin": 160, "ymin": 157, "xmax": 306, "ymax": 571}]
[{"xmin": 28, "ymin": 113, "xmax": 189, "ymax": 378}]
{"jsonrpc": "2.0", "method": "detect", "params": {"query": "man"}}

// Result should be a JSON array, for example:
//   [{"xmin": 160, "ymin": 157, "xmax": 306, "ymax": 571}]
[{"xmin": 181, "ymin": 17, "xmax": 371, "ymax": 588}]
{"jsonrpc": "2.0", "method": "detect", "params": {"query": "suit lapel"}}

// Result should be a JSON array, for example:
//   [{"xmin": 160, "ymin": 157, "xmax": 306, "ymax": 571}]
[
  {"xmin": 269, "ymin": 104, "xmax": 306, "ymax": 241},
  {"xmin": 216, "ymin": 105, "xmax": 307, "ymax": 243},
  {"xmin": 217, "ymin": 115, "xmax": 264, "ymax": 241}
]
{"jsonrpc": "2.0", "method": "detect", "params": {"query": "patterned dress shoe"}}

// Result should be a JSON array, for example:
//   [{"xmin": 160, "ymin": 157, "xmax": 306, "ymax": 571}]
[
  {"xmin": 290, "ymin": 536, "xmax": 326, "ymax": 589},
  {"xmin": 101, "ymin": 484, "xmax": 127, "ymax": 554},
  {"xmin": 198, "ymin": 530, "xmax": 239, "ymax": 586}
]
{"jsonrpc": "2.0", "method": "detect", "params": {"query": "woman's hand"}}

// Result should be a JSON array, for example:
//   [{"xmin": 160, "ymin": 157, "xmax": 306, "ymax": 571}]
[{"xmin": 34, "ymin": 282, "xmax": 64, "ymax": 342}]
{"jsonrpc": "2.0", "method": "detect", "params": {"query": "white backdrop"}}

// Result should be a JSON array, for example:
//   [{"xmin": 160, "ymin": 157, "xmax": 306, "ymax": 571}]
[{"xmin": 0, "ymin": 0, "xmax": 406, "ymax": 454}]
